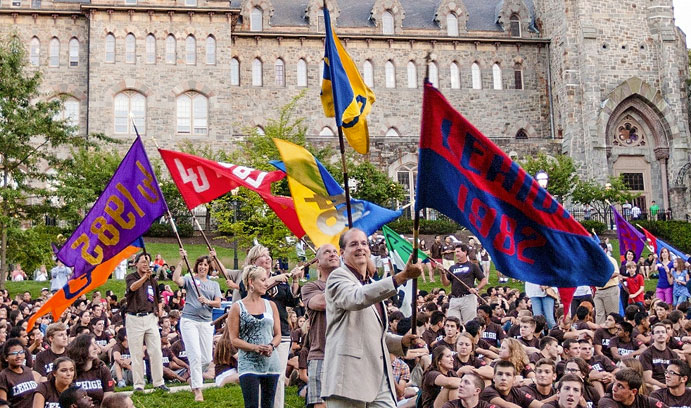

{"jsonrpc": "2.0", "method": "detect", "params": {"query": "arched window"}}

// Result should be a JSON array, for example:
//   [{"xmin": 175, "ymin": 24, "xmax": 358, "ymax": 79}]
[
  {"xmin": 385, "ymin": 128, "xmax": 399, "ymax": 137},
  {"xmin": 176, "ymin": 92, "xmax": 208, "ymax": 135},
  {"xmin": 363, "ymin": 60, "xmax": 373, "ymax": 88},
  {"xmin": 49, "ymin": 37, "xmax": 60, "ymax": 67},
  {"xmin": 319, "ymin": 127, "xmax": 335, "ymax": 137},
  {"xmin": 114, "ymin": 91, "xmax": 146, "ymax": 134},
  {"xmin": 447, "ymin": 13, "xmax": 459, "ymax": 36},
  {"xmin": 514, "ymin": 66, "xmax": 523, "ymax": 89},
  {"xmin": 471, "ymin": 62, "xmax": 482, "ymax": 89},
  {"xmin": 450, "ymin": 62, "xmax": 460, "ymax": 89},
  {"xmin": 250, "ymin": 7, "xmax": 263, "ymax": 32},
  {"xmin": 69, "ymin": 38, "xmax": 79, "ymax": 67},
  {"xmin": 396, "ymin": 163, "xmax": 417, "ymax": 218},
  {"xmin": 205, "ymin": 35, "xmax": 216, "ymax": 65},
  {"xmin": 165, "ymin": 35, "xmax": 176, "ymax": 64},
  {"xmin": 29, "ymin": 37, "xmax": 40, "ymax": 66},
  {"xmin": 105, "ymin": 34, "xmax": 115, "ymax": 63},
  {"xmin": 252, "ymin": 58, "xmax": 263, "ymax": 87},
  {"xmin": 230, "ymin": 57, "xmax": 240, "ymax": 86},
  {"xmin": 510, "ymin": 14, "xmax": 521, "ymax": 37},
  {"xmin": 407, "ymin": 61, "xmax": 417, "ymax": 89},
  {"xmin": 381, "ymin": 10, "xmax": 394, "ymax": 35},
  {"xmin": 428, "ymin": 62, "xmax": 438, "ymax": 88},
  {"xmin": 297, "ymin": 59, "xmax": 307, "ymax": 87},
  {"xmin": 145, "ymin": 34, "xmax": 156, "ymax": 64},
  {"xmin": 125, "ymin": 33, "xmax": 136, "ymax": 64},
  {"xmin": 382, "ymin": 11, "xmax": 394, "ymax": 35},
  {"xmin": 275, "ymin": 59, "xmax": 285, "ymax": 87},
  {"xmin": 385, "ymin": 61, "xmax": 395, "ymax": 88},
  {"xmin": 515, "ymin": 129, "xmax": 528, "ymax": 139},
  {"xmin": 54, "ymin": 96, "xmax": 80, "ymax": 128},
  {"xmin": 185, "ymin": 35, "xmax": 196, "ymax": 65},
  {"xmin": 492, "ymin": 63, "xmax": 502, "ymax": 90}
]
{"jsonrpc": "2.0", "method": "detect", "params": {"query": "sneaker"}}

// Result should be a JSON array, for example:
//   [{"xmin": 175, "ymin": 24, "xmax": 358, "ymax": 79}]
[
  {"xmin": 117, "ymin": 380, "xmax": 126, "ymax": 388},
  {"xmin": 133, "ymin": 387, "xmax": 144, "ymax": 393},
  {"xmin": 156, "ymin": 385, "xmax": 170, "ymax": 392}
]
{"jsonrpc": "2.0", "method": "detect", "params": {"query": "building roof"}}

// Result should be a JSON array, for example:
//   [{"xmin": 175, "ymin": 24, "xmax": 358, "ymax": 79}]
[{"xmin": 232, "ymin": 0, "xmax": 536, "ymax": 32}]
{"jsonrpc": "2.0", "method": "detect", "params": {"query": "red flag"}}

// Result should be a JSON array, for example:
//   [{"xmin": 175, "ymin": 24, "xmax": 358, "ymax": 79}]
[
  {"xmin": 558, "ymin": 287, "xmax": 576, "ymax": 318},
  {"xmin": 259, "ymin": 192, "xmax": 306, "ymax": 238},
  {"xmin": 158, "ymin": 149, "xmax": 284, "ymax": 209}
]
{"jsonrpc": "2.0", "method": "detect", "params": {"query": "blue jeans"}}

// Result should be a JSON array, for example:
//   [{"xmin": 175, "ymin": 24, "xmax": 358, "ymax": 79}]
[
  {"xmin": 531, "ymin": 296, "xmax": 556, "ymax": 329},
  {"xmin": 239, "ymin": 374, "xmax": 279, "ymax": 408}
]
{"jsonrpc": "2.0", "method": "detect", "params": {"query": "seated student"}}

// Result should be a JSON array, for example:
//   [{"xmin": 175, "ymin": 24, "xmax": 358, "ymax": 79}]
[
  {"xmin": 563, "ymin": 358, "xmax": 601, "ymax": 408},
  {"xmin": 530, "ymin": 336, "xmax": 560, "ymax": 365},
  {"xmin": 517, "ymin": 317, "xmax": 540, "ymax": 351},
  {"xmin": 212, "ymin": 336, "xmax": 238, "ymax": 388},
  {"xmin": 641, "ymin": 323, "xmax": 680, "ymax": 391},
  {"xmin": 477, "ymin": 304, "xmax": 507, "ymax": 350},
  {"xmin": 594, "ymin": 314, "xmax": 622, "ymax": 361},
  {"xmin": 421, "ymin": 346, "xmax": 462, "ymax": 408},
  {"xmin": 543, "ymin": 374, "xmax": 584, "ymax": 408},
  {"xmin": 496, "ymin": 338, "xmax": 535, "ymax": 382},
  {"xmin": 479, "ymin": 360, "xmax": 542, "ymax": 408},
  {"xmin": 67, "ymin": 334, "xmax": 114, "ymax": 406},
  {"xmin": 101, "ymin": 393, "xmax": 135, "ymax": 408},
  {"xmin": 58, "ymin": 385, "xmax": 95, "ymax": 408},
  {"xmin": 610, "ymin": 322, "xmax": 646, "ymax": 361},
  {"xmin": 456, "ymin": 333, "xmax": 492, "ymax": 380},
  {"xmin": 434, "ymin": 317, "xmax": 462, "ymax": 353},
  {"xmin": 110, "ymin": 328, "xmax": 131, "ymax": 388},
  {"xmin": 521, "ymin": 359, "xmax": 558, "ymax": 402},
  {"xmin": 34, "ymin": 323, "xmax": 69, "ymax": 379},
  {"xmin": 160, "ymin": 331, "xmax": 189, "ymax": 383},
  {"xmin": 649, "ymin": 359, "xmax": 691, "ymax": 408},
  {"xmin": 441, "ymin": 373, "xmax": 497, "ymax": 408},
  {"xmin": 0, "ymin": 339, "xmax": 40, "ymax": 408},
  {"xmin": 599, "ymin": 369, "xmax": 667, "ymax": 408},
  {"xmin": 465, "ymin": 320, "xmax": 499, "ymax": 361},
  {"xmin": 423, "ymin": 312, "xmax": 446, "ymax": 350},
  {"xmin": 579, "ymin": 339, "xmax": 617, "ymax": 395},
  {"xmin": 33, "ymin": 356, "xmax": 75, "ymax": 408}
]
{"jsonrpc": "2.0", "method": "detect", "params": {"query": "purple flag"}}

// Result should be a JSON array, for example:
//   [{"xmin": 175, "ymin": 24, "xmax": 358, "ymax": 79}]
[
  {"xmin": 612, "ymin": 205, "xmax": 646, "ymax": 262},
  {"xmin": 57, "ymin": 137, "xmax": 167, "ymax": 278}
]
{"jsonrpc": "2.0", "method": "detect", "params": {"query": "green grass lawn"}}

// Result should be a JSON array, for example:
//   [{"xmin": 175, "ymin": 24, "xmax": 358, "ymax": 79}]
[{"xmin": 130, "ymin": 384, "xmax": 306, "ymax": 407}]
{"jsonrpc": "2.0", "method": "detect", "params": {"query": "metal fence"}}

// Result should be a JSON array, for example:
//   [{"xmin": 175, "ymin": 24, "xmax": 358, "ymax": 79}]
[{"xmin": 568, "ymin": 208, "xmax": 684, "ymax": 229}]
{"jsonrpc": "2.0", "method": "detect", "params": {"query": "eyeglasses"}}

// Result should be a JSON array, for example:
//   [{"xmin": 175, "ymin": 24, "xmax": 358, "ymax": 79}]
[
  {"xmin": 7, "ymin": 350, "xmax": 25, "ymax": 356},
  {"xmin": 665, "ymin": 370, "xmax": 682, "ymax": 377}
]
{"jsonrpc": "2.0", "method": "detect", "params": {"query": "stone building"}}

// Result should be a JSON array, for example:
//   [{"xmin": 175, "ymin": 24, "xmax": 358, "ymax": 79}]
[{"xmin": 1, "ymin": 0, "xmax": 689, "ymax": 218}]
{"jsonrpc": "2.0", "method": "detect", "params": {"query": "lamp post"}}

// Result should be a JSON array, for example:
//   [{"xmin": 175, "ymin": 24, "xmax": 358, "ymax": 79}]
[
  {"xmin": 231, "ymin": 188, "xmax": 239, "ymax": 269},
  {"xmin": 536, "ymin": 170, "xmax": 549, "ymax": 189}
]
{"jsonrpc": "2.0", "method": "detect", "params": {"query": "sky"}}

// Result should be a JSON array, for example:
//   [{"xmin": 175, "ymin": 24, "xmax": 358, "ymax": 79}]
[{"xmin": 674, "ymin": 0, "xmax": 691, "ymax": 48}]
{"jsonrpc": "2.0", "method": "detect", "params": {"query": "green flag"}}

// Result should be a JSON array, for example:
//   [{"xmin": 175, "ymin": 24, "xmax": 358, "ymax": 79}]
[{"xmin": 382, "ymin": 225, "xmax": 428, "ymax": 317}]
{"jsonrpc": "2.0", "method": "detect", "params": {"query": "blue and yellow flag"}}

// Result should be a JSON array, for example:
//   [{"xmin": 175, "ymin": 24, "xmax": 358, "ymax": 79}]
[
  {"xmin": 272, "ymin": 138, "xmax": 401, "ymax": 248},
  {"xmin": 321, "ymin": 7, "xmax": 375, "ymax": 155}
]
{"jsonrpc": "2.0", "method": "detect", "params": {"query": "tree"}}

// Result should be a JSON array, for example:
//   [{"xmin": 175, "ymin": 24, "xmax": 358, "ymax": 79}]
[
  {"xmin": 571, "ymin": 176, "xmax": 637, "ymax": 221},
  {"xmin": 519, "ymin": 152, "xmax": 579, "ymax": 202},
  {"xmin": 0, "ymin": 35, "xmax": 93, "ymax": 288}
]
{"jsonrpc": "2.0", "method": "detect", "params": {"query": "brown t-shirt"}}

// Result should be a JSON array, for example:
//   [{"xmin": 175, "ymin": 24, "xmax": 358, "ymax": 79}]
[
  {"xmin": 640, "ymin": 345, "xmax": 680, "ymax": 383},
  {"xmin": 454, "ymin": 353, "xmax": 487, "ymax": 372},
  {"xmin": 594, "ymin": 328, "xmax": 616, "ymax": 360},
  {"xmin": 520, "ymin": 383, "xmax": 556, "ymax": 401},
  {"xmin": 599, "ymin": 394, "xmax": 667, "ymax": 408},
  {"xmin": 35, "ymin": 379, "xmax": 61, "ymax": 408},
  {"xmin": 480, "ymin": 385, "xmax": 536, "ymax": 406},
  {"xmin": 112, "ymin": 343, "xmax": 130, "ymax": 367},
  {"xmin": 649, "ymin": 388, "xmax": 691, "ymax": 408},
  {"xmin": 0, "ymin": 366, "xmax": 38, "ymax": 408},
  {"xmin": 33, "ymin": 349, "xmax": 64, "ymax": 377},
  {"xmin": 609, "ymin": 336, "xmax": 644, "ymax": 358},
  {"xmin": 430, "ymin": 242, "xmax": 443, "ymax": 260},
  {"xmin": 422, "ymin": 370, "xmax": 458, "ymax": 408},
  {"xmin": 518, "ymin": 336, "xmax": 539, "ymax": 349},
  {"xmin": 447, "ymin": 262, "xmax": 484, "ymax": 297},
  {"xmin": 93, "ymin": 331, "xmax": 112, "ymax": 348},
  {"xmin": 74, "ymin": 362, "xmax": 114, "ymax": 406},
  {"xmin": 170, "ymin": 340, "xmax": 188, "ymax": 365},
  {"xmin": 588, "ymin": 355, "xmax": 617, "ymax": 373},
  {"xmin": 442, "ymin": 400, "xmax": 496, "ymax": 408},
  {"xmin": 422, "ymin": 328, "xmax": 444, "ymax": 349},
  {"xmin": 302, "ymin": 280, "xmax": 327, "ymax": 361},
  {"xmin": 125, "ymin": 271, "xmax": 160, "ymax": 314},
  {"xmin": 482, "ymin": 322, "xmax": 506, "ymax": 348}
]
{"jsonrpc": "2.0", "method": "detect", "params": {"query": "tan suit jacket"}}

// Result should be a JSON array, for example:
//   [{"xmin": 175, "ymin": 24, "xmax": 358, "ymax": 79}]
[{"xmin": 322, "ymin": 266, "xmax": 405, "ymax": 403}]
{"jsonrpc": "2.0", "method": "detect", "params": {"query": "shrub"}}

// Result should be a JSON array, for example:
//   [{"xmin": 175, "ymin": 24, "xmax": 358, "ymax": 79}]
[
  {"xmin": 145, "ymin": 222, "xmax": 194, "ymax": 238},
  {"xmin": 636, "ymin": 221, "xmax": 691, "ymax": 255},
  {"xmin": 386, "ymin": 217, "xmax": 460, "ymax": 235},
  {"xmin": 580, "ymin": 220, "xmax": 607, "ymax": 235}
]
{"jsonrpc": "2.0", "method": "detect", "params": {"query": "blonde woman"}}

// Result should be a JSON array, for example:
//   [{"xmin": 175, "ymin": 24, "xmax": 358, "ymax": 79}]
[
  {"xmin": 497, "ymin": 338, "xmax": 534, "ymax": 381},
  {"xmin": 227, "ymin": 265, "xmax": 282, "ymax": 408}
]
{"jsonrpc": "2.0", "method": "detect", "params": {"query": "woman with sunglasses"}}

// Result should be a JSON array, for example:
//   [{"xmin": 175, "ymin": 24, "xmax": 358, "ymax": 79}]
[{"xmin": 0, "ymin": 338, "xmax": 40, "ymax": 408}]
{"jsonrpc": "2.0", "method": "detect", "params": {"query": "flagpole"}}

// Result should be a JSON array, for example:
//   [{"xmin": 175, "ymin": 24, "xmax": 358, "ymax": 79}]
[
  {"xmin": 337, "ymin": 126, "xmax": 354, "ymax": 228},
  {"xmin": 300, "ymin": 237, "xmax": 317, "ymax": 255},
  {"xmin": 192, "ymin": 217, "xmax": 231, "ymax": 282},
  {"xmin": 167, "ymin": 212, "xmax": 202, "ymax": 299},
  {"xmin": 410, "ymin": 209, "xmax": 419, "ymax": 332}
]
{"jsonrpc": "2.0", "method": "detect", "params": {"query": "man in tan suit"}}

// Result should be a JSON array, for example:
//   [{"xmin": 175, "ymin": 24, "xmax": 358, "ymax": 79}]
[{"xmin": 322, "ymin": 228, "xmax": 422, "ymax": 407}]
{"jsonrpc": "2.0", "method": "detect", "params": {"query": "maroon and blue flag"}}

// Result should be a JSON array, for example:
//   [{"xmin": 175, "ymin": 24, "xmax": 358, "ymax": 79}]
[
  {"xmin": 56, "ymin": 136, "xmax": 167, "ymax": 278},
  {"xmin": 415, "ymin": 83, "xmax": 611, "ymax": 287},
  {"xmin": 639, "ymin": 225, "xmax": 689, "ymax": 262},
  {"xmin": 612, "ymin": 205, "xmax": 646, "ymax": 262}
]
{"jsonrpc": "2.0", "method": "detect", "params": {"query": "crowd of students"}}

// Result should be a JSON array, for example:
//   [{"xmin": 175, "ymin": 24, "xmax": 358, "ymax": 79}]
[{"xmin": 1, "ymin": 231, "xmax": 691, "ymax": 408}]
